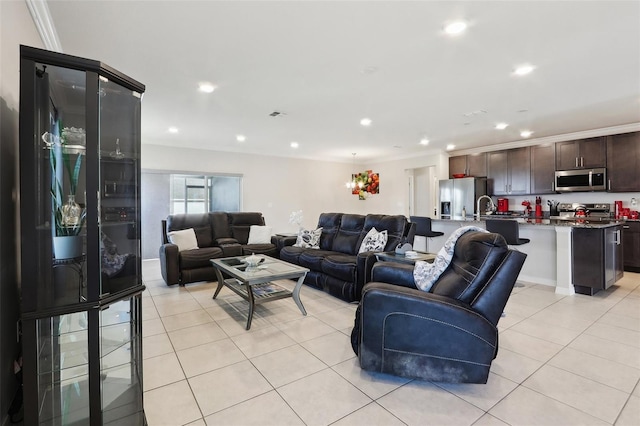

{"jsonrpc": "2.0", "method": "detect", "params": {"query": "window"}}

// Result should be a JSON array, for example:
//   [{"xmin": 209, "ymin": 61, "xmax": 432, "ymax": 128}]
[{"xmin": 170, "ymin": 174, "xmax": 241, "ymax": 214}]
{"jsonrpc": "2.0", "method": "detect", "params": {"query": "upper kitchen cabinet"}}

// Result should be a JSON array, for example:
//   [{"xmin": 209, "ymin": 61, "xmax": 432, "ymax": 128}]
[
  {"xmin": 555, "ymin": 137, "xmax": 606, "ymax": 170},
  {"xmin": 448, "ymin": 153, "xmax": 487, "ymax": 178},
  {"xmin": 487, "ymin": 147, "xmax": 531, "ymax": 195},
  {"xmin": 530, "ymin": 144, "xmax": 556, "ymax": 194},
  {"xmin": 606, "ymin": 131, "xmax": 640, "ymax": 192}
]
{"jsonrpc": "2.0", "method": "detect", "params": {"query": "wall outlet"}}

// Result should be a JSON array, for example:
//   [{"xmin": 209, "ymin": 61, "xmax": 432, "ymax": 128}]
[{"xmin": 632, "ymin": 197, "xmax": 637, "ymax": 207}]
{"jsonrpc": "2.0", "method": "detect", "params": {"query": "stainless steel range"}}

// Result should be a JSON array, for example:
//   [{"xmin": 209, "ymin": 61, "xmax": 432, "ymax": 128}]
[{"xmin": 556, "ymin": 203, "xmax": 612, "ymax": 218}]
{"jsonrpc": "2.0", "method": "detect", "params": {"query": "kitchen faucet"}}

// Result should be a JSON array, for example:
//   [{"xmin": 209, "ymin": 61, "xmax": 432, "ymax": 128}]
[{"xmin": 476, "ymin": 195, "xmax": 496, "ymax": 219}]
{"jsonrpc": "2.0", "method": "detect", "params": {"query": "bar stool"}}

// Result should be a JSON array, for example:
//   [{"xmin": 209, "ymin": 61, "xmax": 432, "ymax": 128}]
[
  {"xmin": 485, "ymin": 219, "xmax": 530, "ymax": 245},
  {"xmin": 410, "ymin": 216, "xmax": 444, "ymax": 252}
]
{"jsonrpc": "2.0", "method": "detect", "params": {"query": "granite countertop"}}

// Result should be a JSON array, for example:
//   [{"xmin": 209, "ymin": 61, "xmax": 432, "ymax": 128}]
[{"xmin": 436, "ymin": 216, "xmax": 625, "ymax": 229}]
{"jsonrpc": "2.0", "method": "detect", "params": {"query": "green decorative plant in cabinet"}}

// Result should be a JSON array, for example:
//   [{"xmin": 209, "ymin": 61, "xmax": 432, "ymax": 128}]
[{"xmin": 19, "ymin": 45, "xmax": 146, "ymax": 425}]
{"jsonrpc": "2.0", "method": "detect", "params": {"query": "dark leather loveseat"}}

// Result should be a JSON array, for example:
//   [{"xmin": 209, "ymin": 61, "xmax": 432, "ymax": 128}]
[
  {"xmin": 279, "ymin": 213, "xmax": 410, "ymax": 302},
  {"xmin": 159, "ymin": 212, "xmax": 277, "ymax": 286},
  {"xmin": 351, "ymin": 231, "xmax": 527, "ymax": 383}
]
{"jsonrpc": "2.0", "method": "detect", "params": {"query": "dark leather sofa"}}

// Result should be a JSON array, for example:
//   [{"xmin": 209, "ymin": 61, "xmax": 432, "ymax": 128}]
[
  {"xmin": 159, "ymin": 212, "xmax": 277, "ymax": 286},
  {"xmin": 351, "ymin": 231, "xmax": 527, "ymax": 383},
  {"xmin": 279, "ymin": 213, "xmax": 410, "ymax": 302}
]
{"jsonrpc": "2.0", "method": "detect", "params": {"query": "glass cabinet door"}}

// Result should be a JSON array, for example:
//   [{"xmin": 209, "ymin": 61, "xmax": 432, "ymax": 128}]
[
  {"xmin": 98, "ymin": 77, "xmax": 142, "ymax": 298},
  {"xmin": 28, "ymin": 62, "xmax": 88, "ymax": 311}
]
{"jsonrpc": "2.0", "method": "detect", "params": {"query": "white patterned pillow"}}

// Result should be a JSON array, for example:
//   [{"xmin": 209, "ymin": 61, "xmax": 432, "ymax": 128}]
[
  {"xmin": 167, "ymin": 228, "xmax": 199, "ymax": 251},
  {"xmin": 358, "ymin": 227, "xmax": 388, "ymax": 253},
  {"xmin": 294, "ymin": 227, "xmax": 322, "ymax": 249}
]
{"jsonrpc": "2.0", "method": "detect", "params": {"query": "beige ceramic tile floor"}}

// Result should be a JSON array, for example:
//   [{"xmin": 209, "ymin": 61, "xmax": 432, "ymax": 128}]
[{"xmin": 141, "ymin": 259, "xmax": 640, "ymax": 426}]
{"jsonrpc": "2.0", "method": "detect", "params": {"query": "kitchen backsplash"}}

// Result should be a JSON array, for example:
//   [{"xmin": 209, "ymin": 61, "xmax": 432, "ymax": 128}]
[{"xmin": 496, "ymin": 192, "xmax": 640, "ymax": 215}]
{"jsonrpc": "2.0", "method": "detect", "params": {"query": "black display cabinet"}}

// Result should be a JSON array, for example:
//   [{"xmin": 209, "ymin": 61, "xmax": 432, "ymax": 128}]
[{"xmin": 19, "ymin": 45, "xmax": 146, "ymax": 425}]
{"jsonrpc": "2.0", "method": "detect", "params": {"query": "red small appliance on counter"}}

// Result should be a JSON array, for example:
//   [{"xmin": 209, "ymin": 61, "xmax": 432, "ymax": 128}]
[
  {"xmin": 535, "ymin": 197, "xmax": 543, "ymax": 217},
  {"xmin": 497, "ymin": 198, "xmax": 509, "ymax": 213}
]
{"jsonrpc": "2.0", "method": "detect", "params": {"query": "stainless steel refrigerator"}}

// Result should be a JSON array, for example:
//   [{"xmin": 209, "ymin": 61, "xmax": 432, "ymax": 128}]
[{"xmin": 439, "ymin": 177, "xmax": 487, "ymax": 219}]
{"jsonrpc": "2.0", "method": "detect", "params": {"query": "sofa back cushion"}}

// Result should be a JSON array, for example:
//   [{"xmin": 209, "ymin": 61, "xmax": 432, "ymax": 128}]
[
  {"xmin": 332, "ymin": 214, "xmax": 366, "ymax": 255},
  {"xmin": 430, "ymin": 232, "xmax": 509, "ymax": 304},
  {"xmin": 316, "ymin": 213, "xmax": 343, "ymax": 250},
  {"xmin": 228, "ymin": 212, "xmax": 266, "ymax": 244},
  {"xmin": 165, "ymin": 214, "xmax": 212, "ymax": 244},
  {"xmin": 209, "ymin": 212, "xmax": 232, "ymax": 240},
  {"xmin": 358, "ymin": 215, "xmax": 407, "ymax": 251}
]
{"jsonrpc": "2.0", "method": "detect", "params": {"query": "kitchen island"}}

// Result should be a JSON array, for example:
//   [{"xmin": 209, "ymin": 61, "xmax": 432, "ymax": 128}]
[{"xmin": 429, "ymin": 216, "xmax": 624, "ymax": 295}]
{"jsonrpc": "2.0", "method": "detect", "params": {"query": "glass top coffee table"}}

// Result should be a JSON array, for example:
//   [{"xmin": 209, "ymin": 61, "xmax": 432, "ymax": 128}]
[{"xmin": 210, "ymin": 255, "xmax": 309, "ymax": 330}]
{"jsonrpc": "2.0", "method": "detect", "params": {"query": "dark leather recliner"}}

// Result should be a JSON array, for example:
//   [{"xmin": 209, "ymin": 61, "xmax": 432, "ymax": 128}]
[{"xmin": 351, "ymin": 231, "xmax": 527, "ymax": 383}]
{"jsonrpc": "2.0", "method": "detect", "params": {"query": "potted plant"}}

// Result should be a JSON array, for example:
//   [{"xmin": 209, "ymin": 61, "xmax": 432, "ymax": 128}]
[{"xmin": 46, "ymin": 124, "xmax": 86, "ymax": 259}]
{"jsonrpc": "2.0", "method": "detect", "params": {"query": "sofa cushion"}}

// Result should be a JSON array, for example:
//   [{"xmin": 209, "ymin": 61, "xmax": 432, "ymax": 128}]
[
  {"xmin": 316, "ymin": 213, "xmax": 343, "ymax": 250},
  {"xmin": 242, "ymin": 244, "xmax": 277, "ymax": 256},
  {"xmin": 168, "ymin": 228, "xmax": 199, "ymax": 251},
  {"xmin": 298, "ymin": 249, "xmax": 336, "ymax": 271},
  {"xmin": 322, "ymin": 254, "xmax": 357, "ymax": 283},
  {"xmin": 179, "ymin": 246, "xmax": 223, "ymax": 269},
  {"xmin": 194, "ymin": 225, "xmax": 213, "ymax": 248},
  {"xmin": 248, "ymin": 225, "xmax": 272, "ymax": 244},
  {"xmin": 359, "ymin": 214, "xmax": 407, "ymax": 251},
  {"xmin": 167, "ymin": 213, "xmax": 210, "ymax": 233},
  {"xmin": 280, "ymin": 246, "xmax": 305, "ymax": 264},
  {"xmin": 229, "ymin": 212, "xmax": 266, "ymax": 244},
  {"xmin": 332, "ymin": 214, "xmax": 366, "ymax": 255}
]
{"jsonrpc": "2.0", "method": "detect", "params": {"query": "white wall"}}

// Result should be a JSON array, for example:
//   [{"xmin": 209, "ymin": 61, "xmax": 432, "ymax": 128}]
[
  {"xmin": 142, "ymin": 144, "xmax": 377, "ymax": 233},
  {"xmin": 1, "ymin": 0, "xmax": 45, "ymax": 420}
]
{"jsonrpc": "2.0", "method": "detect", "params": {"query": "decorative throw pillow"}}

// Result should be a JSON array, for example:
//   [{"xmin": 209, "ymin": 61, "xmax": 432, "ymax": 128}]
[
  {"xmin": 294, "ymin": 227, "xmax": 322, "ymax": 249},
  {"xmin": 248, "ymin": 225, "xmax": 273, "ymax": 244},
  {"xmin": 358, "ymin": 227, "xmax": 388, "ymax": 253},
  {"xmin": 167, "ymin": 228, "xmax": 199, "ymax": 251}
]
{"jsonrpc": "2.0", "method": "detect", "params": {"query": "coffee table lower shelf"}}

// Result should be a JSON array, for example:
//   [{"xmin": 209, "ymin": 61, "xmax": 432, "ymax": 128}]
[{"xmin": 223, "ymin": 279, "xmax": 293, "ymax": 304}]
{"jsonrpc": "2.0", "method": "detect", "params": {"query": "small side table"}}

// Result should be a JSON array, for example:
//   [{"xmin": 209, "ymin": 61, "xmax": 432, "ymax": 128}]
[{"xmin": 375, "ymin": 251, "xmax": 436, "ymax": 265}]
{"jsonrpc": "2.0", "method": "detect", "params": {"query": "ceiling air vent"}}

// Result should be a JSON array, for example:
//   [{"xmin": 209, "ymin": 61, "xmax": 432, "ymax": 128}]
[{"xmin": 269, "ymin": 111, "xmax": 283, "ymax": 117}]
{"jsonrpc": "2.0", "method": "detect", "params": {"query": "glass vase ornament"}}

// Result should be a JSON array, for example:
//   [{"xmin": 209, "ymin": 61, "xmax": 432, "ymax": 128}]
[{"xmin": 61, "ymin": 194, "xmax": 81, "ymax": 226}]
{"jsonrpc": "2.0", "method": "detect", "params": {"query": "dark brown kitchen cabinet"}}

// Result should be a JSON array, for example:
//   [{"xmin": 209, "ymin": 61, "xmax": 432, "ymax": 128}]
[
  {"xmin": 487, "ymin": 147, "xmax": 530, "ymax": 195},
  {"xmin": 449, "ymin": 156, "xmax": 467, "ymax": 177},
  {"xmin": 606, "ymin": 131, "xmax": 640, "ymax": 192},
  {"xmin": 448, "ymin": 153, "xmax": 487, "ymax": 178},
  {"xmin": 530, "ymin": 144, "xmax": 556, "ymax": 194},
  {"xmin": 622, "ymin": 221, "xmax": 640, "ymax": 272},
  {"xmin": 572, "ymin": 225, "xmax": 623, "ymax": 295},
  {"xmin": 555, "ymin": 137, "xmax": 606, "ymax": 170}
]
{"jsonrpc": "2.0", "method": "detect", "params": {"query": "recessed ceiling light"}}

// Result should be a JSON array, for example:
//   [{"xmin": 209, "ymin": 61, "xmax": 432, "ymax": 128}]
[
  {"xmin": 168, "ymin": 127, "xmax": 178, "ymax": 133},
  {"xmin": 495, "ymin": 123, "xmax": 508, "ymax": 130},
  {"xmin": 444, "ymin": 21, "xmax": 467, "ymax": 35},
  {"xmin": 446, "ymin": 144, "xmax": 456, "ymax": 151},
  {"xmin": 290, "ymin": 142, "xmax": 299, "ymax": 148},
  {"xmin": 419, "ymin": 138, "xmax": 430, "ymax": 145},
  {"xmin": 198, "ymin": 82, "xmax": 216, "ymax": 93},
  {"xmin": 520, "ymin": 130, "xmax": 533, "ymax": 138},
  {"xmin": 360, "ymin": 118, "xmax": 372, "ymax": 127},
  {"xmin": 236, "ymin": 135, "xmax": 246, "ymax": 142},
  {"xmin": 513, "ymin": 65, "xmax": 535, "ymax": 76}
]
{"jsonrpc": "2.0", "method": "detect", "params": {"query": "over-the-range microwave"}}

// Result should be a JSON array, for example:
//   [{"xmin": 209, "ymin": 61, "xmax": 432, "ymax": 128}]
[{"xmin": 554, "ymin": 168, "xmax": 606, "ymax": 192}]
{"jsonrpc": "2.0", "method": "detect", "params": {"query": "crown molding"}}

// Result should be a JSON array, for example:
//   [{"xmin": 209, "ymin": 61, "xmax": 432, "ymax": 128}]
[{"xmin": 26, "ymin": 0, "xmax": 62, "ymax": 52}]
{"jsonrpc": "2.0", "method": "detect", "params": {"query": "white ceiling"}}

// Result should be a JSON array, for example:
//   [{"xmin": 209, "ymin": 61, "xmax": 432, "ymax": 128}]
[{"xmin": 45, "ymin": 0, "xmax": 640, "ymax": 162}]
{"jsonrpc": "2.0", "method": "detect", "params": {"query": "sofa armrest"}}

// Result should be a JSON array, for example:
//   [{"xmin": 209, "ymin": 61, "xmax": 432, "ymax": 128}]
[
  {"xmin": 159, "ymin": 243, "xmax": 180, "ymax": 285},
  {"xmin": 354, "ymin": 252, "xmax": 380, "ymax": 301},
  {"xmin": 272, "ymin": 235, "xmax": 297, "ymax": 256},
  {"xmin": 216, "ymin": 237, "xmax": 239, "ymax": 246},
  {"xmin": 370, "ymin": 262, "xmax": 416, "ymax": 289},
  {"xmin": 356, "ymin": 282, "xmax": 497, "ymax": 374}
]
